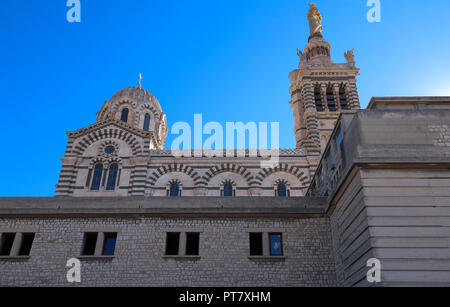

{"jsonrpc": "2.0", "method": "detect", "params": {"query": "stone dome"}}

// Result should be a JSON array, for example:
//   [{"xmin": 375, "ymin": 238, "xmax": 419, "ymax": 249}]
[
  {"xmin": 96, "ymin": 85, "xmax": 168, "ymax": 149},
  {"xmin": 110, "ymin": 86, "xmax": 163, "ymax": 115}
]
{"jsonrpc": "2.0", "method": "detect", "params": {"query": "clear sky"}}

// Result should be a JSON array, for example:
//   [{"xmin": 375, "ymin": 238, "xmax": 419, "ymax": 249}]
[{"xmin": 1, "ymin": 0, "xmax": 450, "ymax": 196}]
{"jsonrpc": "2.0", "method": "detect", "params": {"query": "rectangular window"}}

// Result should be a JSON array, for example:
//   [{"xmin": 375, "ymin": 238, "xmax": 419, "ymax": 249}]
[
  {"xmin": 185, "ymin": 233, "xmax": 200, "ymax": 256},
  {"xmin": 0, "ymin": 233, "xmax": 16, "ymax": 256},
  {"xmin": 82, "ymin": 233, "xmax": 98, "ymax": 256},
  {"xmin": 327, "ymin": 89, "xmax": 337, "ymax": 111},
  {"xmin": 165, "ymin": 233, "xmax": 180, "ymax": 256},
  {"xmin": 269, "ymin": 233, "xmax": 283, "ymax": 256},
  {"xmin": 314, "ymin": 88, "xmax": 324, "ymax": 112},
  {"xmin": 102, "ymin": 233, "xmax": 117, "ymax": 256},
  {"xmin": 339, "ymin": 88, "xmax": 348, "ymax": 110},
  {"xmin": 18, "ymin": 233, "xmax": 35, "ymax": 256},
  {"xmin": 0, "ymin": 233, "xmax": 36, "ymax": 257},
  {"xmin": 249, "ymin": 233, "xmax": 263, "ymax": 256}
]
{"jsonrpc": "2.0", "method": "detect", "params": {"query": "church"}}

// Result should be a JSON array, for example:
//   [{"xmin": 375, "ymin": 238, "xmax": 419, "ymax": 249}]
[{"xmin": 0, "ymin": 4, "xmax": 449, "ymax": 287}]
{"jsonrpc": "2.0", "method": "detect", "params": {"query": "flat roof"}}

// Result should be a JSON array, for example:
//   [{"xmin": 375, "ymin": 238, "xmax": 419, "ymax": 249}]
[
  {"xmin": 0, "ymin": 197, "xmax": 328, "ymax": 218},
  {"xmin": 367, "ymin": 96, "xmax": 450, "ymax": 109}
]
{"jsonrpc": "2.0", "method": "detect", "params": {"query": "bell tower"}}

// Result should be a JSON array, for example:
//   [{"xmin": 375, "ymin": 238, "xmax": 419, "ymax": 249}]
[{"xmin": 289, "ymin": 3, "xmax": 360, "ymax": 158}]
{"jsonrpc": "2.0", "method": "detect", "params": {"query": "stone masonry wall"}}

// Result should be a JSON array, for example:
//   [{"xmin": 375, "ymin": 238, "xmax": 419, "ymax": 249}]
[{"xmin": 0, "ymin": 217, "xmax": 336, "ymax": 287}]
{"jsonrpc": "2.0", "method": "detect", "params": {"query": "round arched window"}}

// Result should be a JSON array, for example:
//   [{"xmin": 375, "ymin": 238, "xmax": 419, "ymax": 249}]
[
  {"xmin": 169, "ymin": 183, "xmax": 180, "ymax": 197},
  {"xmin": 121, "ymin": 108, "xmax": 129, "ymax": 123},
  {"xmin": 277, "ymin": 184, "xmax": 287, "ymax": 197},
  {"xmin": 143, "ymin": 113, "xmax": 151, "ymax": 131},
  {"xmin": 104, "ymin": 145, "xmax": 116, "ymax": 155},
  {"xmin": 223, "ymin": 184, "xmax": 233, "ymax": 197}
]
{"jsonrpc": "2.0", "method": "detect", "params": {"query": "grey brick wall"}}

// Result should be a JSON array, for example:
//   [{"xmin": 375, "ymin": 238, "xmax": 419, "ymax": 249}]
[{"xmin": 0, "ymin": 217, "xmax": 337, "ymax": 287}]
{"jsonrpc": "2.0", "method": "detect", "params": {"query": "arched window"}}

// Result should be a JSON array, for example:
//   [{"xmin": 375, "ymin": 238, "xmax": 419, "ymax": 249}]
[
  {"xmin": 339, "ymin": 87, "xmax": 349, "ymax": 110},
  {"xmin": 277, "ymin": 184, "xmax": 287, "ymax": 197},
  {"xmin": 223, "ymin": 183, "xmax": 233, "ymax": 197},
  {"xmin": 314, "ymin": 87, "xmax": 324, "ymax": 112},
  {"xmin": 106, "ymin": 164, "xmax": 119, "ymax": 191},
  {"xmin": 121, "ymin": 108, "xmax": 129, "ymax": 123},
  {"xmin": 327, "ymin": 87, "xmax": 337, "ymax": 111},
  {"xmin": 169, "ymin": 183, "xmax": 180, "ymax": 197},
  {"xmin": 143, "ymin": 113, "xmax": 151, "ymax": 131},
  {"xmin": 90, "ymin": 164, "xmax": 103, "ymax": 191}
]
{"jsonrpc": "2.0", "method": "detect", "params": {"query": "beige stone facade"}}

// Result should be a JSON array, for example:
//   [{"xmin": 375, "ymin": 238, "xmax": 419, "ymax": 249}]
[
  {"xmin": 54, "ymin": 81, "xmax": 320, "ymax": 198},
  {"xmin": 55, "ymin": 30, "xmax": 360, "ymax": 199},
  {"xmin": 1, "ymin": 5, "xmax": 450, "ymax": 287}
]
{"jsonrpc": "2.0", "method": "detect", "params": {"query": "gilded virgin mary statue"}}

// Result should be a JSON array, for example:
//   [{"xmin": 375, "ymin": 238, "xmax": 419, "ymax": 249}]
[{"xmin": 307, "ymin": 3, "xmax": 323, "ymax": 36}]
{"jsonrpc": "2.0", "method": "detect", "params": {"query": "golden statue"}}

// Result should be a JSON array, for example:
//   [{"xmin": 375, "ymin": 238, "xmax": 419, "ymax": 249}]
[
  {"xmin": 137, "ymin": 73, "xmax": 142, "ymax": 88},
  {"xmin": 307, "ymin": 3, "xmax": 322, "ymax": 36}
]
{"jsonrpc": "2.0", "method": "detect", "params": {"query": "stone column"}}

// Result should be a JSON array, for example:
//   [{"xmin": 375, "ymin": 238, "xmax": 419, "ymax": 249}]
[
  {"xmin": 334, "ymin": 84, "xmax": 341, "ymax": 110},
  {"xmin": 321, "ymin": 84, "xmax": 328, "ymax": 112},
  {"xmin": 101, "ymin": 165, "xmax": 108, "ymax": 188},
  {"xmin": 130, "ymin": 158, "xmax": 148, "ymax": 196},
  {"xmin": 55, "ymin": 156, "xmax": 78, "ymax": 197},
  {"xmin": 179, "ymin": 233, "xmax": 187, "ymax": 256},
  {"xmin": 263, "ymin": 233, "xmax": 270, "ymax": 256},
  {"xmin": 10, "ymin": 233, "xmax": 23, "ymax": 256},
  {"xmin": 95, "ymin": 232, "xmax": 105, "ymax": 256},
  {"xmin": 347, "ymin": 80, "xmax": 360, "ymax": 109}
]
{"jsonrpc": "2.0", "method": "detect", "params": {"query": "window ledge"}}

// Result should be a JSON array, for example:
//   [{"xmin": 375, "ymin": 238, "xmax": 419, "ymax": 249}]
[
  {"xmin": 163, "ymin": 255, "xmax": 201, "ymax": 261},
  {"xmin": 0, "ymin": 256, "xmax": 31, "ymax": 261},
  {"xmin": 248, "ymin": 256, "xmax": 287, "ymax": 262},
  {"xmin": 78, "ymin": 255, "xmax": 115, "ymax": 261}
]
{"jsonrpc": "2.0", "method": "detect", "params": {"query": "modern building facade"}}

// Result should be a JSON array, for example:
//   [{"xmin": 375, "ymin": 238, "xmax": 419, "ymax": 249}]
[{"xmin": 0, "ymin": 5, "xmax": 449, "ymax": 287}]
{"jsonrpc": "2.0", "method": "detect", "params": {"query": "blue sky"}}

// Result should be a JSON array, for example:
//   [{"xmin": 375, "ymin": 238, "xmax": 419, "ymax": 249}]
[{"xmin": 1, "ymin": 0, "xmax": 449, "ymax": 196}]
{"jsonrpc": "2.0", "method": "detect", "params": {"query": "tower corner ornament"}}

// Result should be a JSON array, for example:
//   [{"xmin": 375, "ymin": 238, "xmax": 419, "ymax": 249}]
[
  {"xmin": 307, "ymin": 3, "xmax": 323, "ymax": 36},
  {"xmin": 344, "ymin": 48, "xmax": 356, "ymax": 66}
]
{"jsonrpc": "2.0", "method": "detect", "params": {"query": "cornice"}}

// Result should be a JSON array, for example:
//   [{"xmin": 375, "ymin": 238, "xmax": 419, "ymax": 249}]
[{"xmin": 66, "ymin": 119, "xmax": 153, "ymax": 139}]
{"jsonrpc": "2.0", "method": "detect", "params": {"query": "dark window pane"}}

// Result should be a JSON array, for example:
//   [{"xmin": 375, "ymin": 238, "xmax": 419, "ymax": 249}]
[
  {"xmin": 339, "ymin": 88, "xmax": 349, "ymax": 110},
  {"xmin": 102, "ymin": 233, "xmax": 117, "ymax": 256},
  {"xmin": 143, "ymin": 113, "xmax": 151, "ymax": 131},
  {"xmin": 106, "ymin": 164, "xmax": 119, "ymax": 191},
  {"xmin": 277, "ymin": 184, "xmax": 287, "ymax": 197},
  {"xmin": 18, "ymin": 233, "xmax": 35, "ymax": 256},
  {"xmin": 121, "ymin": 108, "xmax": 129, "ymax": 123},
  {"xmin": 165, "ymin": 233, "xmax": 180, "ymax": 256},
  {"xmin": 223, "ymin": 184, "xmax": 233, "ymax": 197},
  {"xmin": 185, "ymin": 233, "xmax": 200, "ymax": 256},
  {"xmin": 0, "ymin": 233, "xmax": 16, "ymax": 256},
  {"xmin": 269, "ymin": 234, "xmax": 283, "ymax": 256},
  {"xmin": 314, "ymin": 88, "xmax": 324, "ymax": 112},
  {"xmin": 90, "ymin": 164, "xmax": 103, "ymax": 191},
  {"xmin": 327, "ymin": 88, "xmax": 337, "ymax": 111},
  {"xmin": 249, "ymin": 233, "xmax": 263, "ymax": 256},
  {"xmin": 82, "ymin": 233, "xmax": 98, "ymax": 256},
  {"xmin": 104, "ymin": 145, "xmax": 115, "ymax": 155},
  {"xmin": 170, "ymin": 184, "xmax": 179, "ymax": 197}
]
